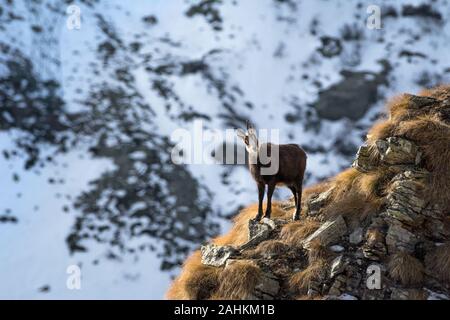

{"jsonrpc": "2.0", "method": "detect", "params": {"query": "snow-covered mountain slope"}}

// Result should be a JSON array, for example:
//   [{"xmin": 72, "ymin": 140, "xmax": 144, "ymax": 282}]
[{"xmin": 0, "ymin": 0, "xmax": 449, "ymax": 298}]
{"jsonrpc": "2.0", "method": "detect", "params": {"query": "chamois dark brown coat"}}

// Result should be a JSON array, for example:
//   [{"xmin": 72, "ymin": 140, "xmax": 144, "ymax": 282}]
[{"xmin": 237, "ymin": 124, "xmax": 307, "ymax": 221}]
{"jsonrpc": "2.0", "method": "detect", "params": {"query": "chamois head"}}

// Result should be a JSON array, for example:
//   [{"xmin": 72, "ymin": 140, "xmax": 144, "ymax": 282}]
[{"xmin": 236, "ymin": 121, "xmax": 259, "ymax": 154}]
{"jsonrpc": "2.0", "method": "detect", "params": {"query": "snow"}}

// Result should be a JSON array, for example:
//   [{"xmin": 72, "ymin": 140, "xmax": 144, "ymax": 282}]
[{"xmin": 1, "ymin": 0, "xmax": 449, "ymax": 299}]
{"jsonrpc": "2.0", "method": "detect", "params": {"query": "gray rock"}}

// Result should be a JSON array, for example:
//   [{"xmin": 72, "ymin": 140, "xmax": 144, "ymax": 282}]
[
  {"xmin": 306, "ymin": 187, "xmax": 334, "ymax": 216},
  {"xmin": 406, "ymin": 94, "xmax": 439, "ymax": 109},
  {"xmin": 330, "ymin": 245, "xmax": 345, "ymax": 253},
  {"xmin": 314, "ymin": 63, "xmax": 390, "ymax": 121},
  {"xmin": 240, "ymin": 218, "xmax": 276, "ymax": 250},
  {"xmin": 338, "ymin": 293, "xmax": 358, "ymax": 300},
  {"xmin": 349, "ymin": 227, "xmax": 364, "ymax": 245},
  {"xmin": 253, "ymin": 272, "xmax": 280, "ymax": 300},
  {"xmin": 328, "ymin": 274, "xmax": 347, "ymax": 296},
  {"xmin": 391, "ymin": 288, "xmax": 425, "ymax": 300},
  {"xmin": 426, "ymin": 289, "xmax": 450, "ymax": 300},
  {"xmin": 376, "ymin": 137, "xmax": 421, "ymax": 165},
  {"xmin": 384, "ymin": 170, "xmax": 428, "ymax": 227},
  {"xmin": 352, "ymin": 145, "xmax": 377, "ymax": 173},
  {"xmin": 201, "ymin": 244, "xmax": 237, "ymax": 267},
  {"xmin": 280, "ymin": 201, "xmax": 296, "ymax": 211},
  {"xmin": 225, "ymin": 260, "xmax": 280, "ymax": 300},
  {"xmin": 385, "ymin": 221, "xmax": 418, "ymax": 254},
  {"xmin": 330, "ymin": 255, "xmax": 347, "ymax": 278},
  {"xmin": 303, "ymin": 216, "xmax": 347, "ymax": 250}
]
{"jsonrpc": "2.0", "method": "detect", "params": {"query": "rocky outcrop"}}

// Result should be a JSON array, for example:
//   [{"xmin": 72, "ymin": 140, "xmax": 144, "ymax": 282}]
[
  {"xmin": 169, "ymin": 87, "xmax": 450, "ymax": 301},
  {"xmin": 191, "ymin": 130, "xmax": 449, "ymax": 300},
  {"xmin": 352, "ymin": 145, "xmax": 377, "ymax": 172},
  {"xmin": 376, "ymin": 137, "xmax": 422, "ymax": 166}
]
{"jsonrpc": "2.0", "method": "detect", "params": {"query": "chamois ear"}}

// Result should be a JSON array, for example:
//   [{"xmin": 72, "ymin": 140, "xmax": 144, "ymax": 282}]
[
  {"xmin": 247, "ymin": 128, "xmax": 258, "ymax": 149},
  {"xmin": 247, "ymin": 127, "xmax": 257, "ymax": 138},
  {"xmin": 236, "ymin": 128, "xmax": 246, "ymax": 141}
]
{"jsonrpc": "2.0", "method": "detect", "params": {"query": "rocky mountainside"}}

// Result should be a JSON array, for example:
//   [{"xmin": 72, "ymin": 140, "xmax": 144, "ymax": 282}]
[
  {"xmin": 167, "ymin": 85, "xmax": 450, "ymax": 300},
  {"xmin": 1, "ymin": 0, "xmax": 450, "ymax": 298}
]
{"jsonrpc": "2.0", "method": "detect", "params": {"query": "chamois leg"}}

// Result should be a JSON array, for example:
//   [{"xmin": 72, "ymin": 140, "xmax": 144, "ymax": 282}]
[
  {"xmin": 293, "ymin": 183, "xmax": 302, "ymax": 221},
  {"xmin": 255, "ymin": 182, "xmax": 265, "ymax": 221},
  {"xmin": 288, "ymin": 186, "xmax": 297, "ymax": 209},
  {"xmin": 264, "ymin": 182, "xmax": 276, "ymax": 219}
]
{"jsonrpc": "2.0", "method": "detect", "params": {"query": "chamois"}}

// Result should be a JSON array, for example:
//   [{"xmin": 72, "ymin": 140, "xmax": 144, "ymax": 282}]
[{"xmin": 237, "ymin": 122, "xmax": 307, "ymax": 221}]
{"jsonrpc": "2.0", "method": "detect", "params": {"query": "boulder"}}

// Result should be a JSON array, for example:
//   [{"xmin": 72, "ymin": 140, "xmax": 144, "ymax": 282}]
[
  {"xmin": 239, "ymin": 218, "xmax": 277, "ymax": 250},
  {"xmin": 349, "ymin": 227, "xmax": 364, "ymax": 245},
  {"xmin": 303, "ymin": 216, "xmax": 347, "ymax": 250},
  {"xmin": 328, "ymin": 275, "xmax": 346, "ymax": 296},
  {"xmin": 352, "ymin": 145, "xmax": 377, "ymax": 173},
  {"xmin": 406, "ymin": 94, "xmax": 439, "ymax": 109},
  {"xmin": 385, "ymin": 221, "xmax": 418, "ymax": 254},
  {"xmin": 253, "ymin": 272, "xmax": 280, "ymax": 300},
  {"xmin": 376, "ymin": 137, "xmax": 421, "ymax": 165},
  {"xmin": 330, "ymin": 255, "xmax": 347, "ymax": 278},
  {"xmin": 314, "ymin": 63, "xmax": 390, "ymax": 121},
  {"xmin": 201, "ymin": 244, "xmax": 237, "ymax": 267},
  {"xmin": 330, "ymin": 245, "xmax": 345, "ymax": 253},
  {"xmin": 305, "ymin": 188, "xmax": 334, "ymax": 216},
  {"xmin": 384, "ymin": 170, "xmax": 428, "ymax": 226},
  {"xmin": 426, "ymin": 289, "xmax": 450, "ymax": 300}
]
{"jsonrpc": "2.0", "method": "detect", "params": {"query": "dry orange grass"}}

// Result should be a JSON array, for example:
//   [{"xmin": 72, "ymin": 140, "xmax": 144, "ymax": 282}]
[
  {"xmin": 425, "ymin": 242, "xmax": 450, "ymax": 284},
  {"xmin": 419, "ymin": 84, "xmax": 450, "ymax": 100},
  {"xmin": 279, "ymin": 219, "xmax": 321, "ymax": 248},
  {"xmin": 365, "ymin": 228, "xmax": 385, "ymax": 246},
  {"xmin": 244, "ymin": 240, "xmax": 288, "ymax": 258},
  {"xmin": 386, "ymin": 94, "xmax": 412, "ymax": 120},
  {"xmin": 166, "ymin": 250, "xmax": 220, "ymax": 300},
  {"xmin": 302, "ymin": 182, "xmax": 332, "ymax": 200},
  {"xmin": 167, "ymin": 203, "xmax": 286, "ymax": 300},
  {"xmin": 288, "ymin": 259, "xmax": 327, "ymax": 295},
  {"xmin": 388, "ymin": 252, "xmax": 424, "ymax": 286},
  {"xmin": 366, "ymin": 120, "xmax": 395, "ymax": 145},
  {"xmin": 322, "ymin": 188, "xmax": 381, "ymax": 230},
  {"xmin": 331, "ymin": 168, "xmax": 362, "ymax": 197},
  {"xmin": 212, "ymin": 260, "xmax": 261, "ymax": 300},
  {"xmin": 307, "ymin": 240, "xmax": 332, "ymax": 264},
  {"xmin": 356, "ymin": 168, "xmax": 393, "ymax": 201}
]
